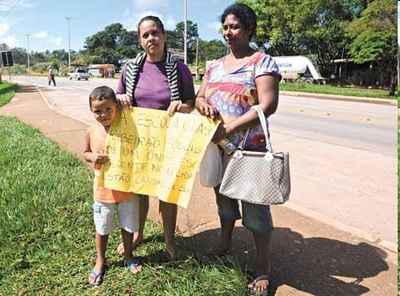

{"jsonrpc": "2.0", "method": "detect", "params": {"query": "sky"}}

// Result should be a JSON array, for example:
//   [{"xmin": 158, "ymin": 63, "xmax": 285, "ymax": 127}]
[{"xmin": 0, "ymin": 0, "xmax": 234, "ymax": 52}]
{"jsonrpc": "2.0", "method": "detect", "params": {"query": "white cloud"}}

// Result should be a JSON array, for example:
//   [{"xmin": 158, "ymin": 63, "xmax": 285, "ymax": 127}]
[
  {"xmin": 0, "ymin": 0, "xmax": 18, "ymax": 11},
  {"xmin": 0, "ymin": 0, "xmax": 34, "ymax": 11},
  {"xmin": 0, "ymin": 34, "xmax": 16, "ymax": 48},
  {"xmin": 0, "ymin": 23, "xmax": 10, "ymax": 36},
  {"xmin": 32, "ymin": 31, "xmax": 48, "ymax": 39}
]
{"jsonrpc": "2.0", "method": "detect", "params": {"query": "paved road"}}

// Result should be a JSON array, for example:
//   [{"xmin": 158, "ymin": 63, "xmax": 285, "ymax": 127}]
[{"xmin": 10, "ymin": 75, "xmax": 397, "ymax": 249}]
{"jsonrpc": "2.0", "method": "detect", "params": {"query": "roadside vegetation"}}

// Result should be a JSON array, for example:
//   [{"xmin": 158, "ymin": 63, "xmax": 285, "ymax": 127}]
[
  {"xmin": 7, "ymin": 0, "xmax": 396, "ymax": 95},
  {"xmin": 0, "ymin": 117, "xmax": 248, "ymax": 295},
  {"xmin": 279, "ymin": 82, "xmax": 394, "ymax": 99},
  {"xmin": 0, "ymin": 82, "xmax": 18, "ymax": 107}
]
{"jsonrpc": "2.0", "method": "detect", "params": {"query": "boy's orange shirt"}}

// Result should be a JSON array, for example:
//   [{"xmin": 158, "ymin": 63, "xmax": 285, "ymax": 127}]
[{"xmin": 88, "ymin": 123, "xmax": 132, "ymax": 203}]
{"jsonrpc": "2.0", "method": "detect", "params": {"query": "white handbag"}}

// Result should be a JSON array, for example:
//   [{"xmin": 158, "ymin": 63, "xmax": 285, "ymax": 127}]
[
  {"xmin": 219, "ymin": 105, "xmax": 291, "ymax": 205},
  {"xmin": 199, "ymin": 142, "xmax": 224, "ymax": 187}
]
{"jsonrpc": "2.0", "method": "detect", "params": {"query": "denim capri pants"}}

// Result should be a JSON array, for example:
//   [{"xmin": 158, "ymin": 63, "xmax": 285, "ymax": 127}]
[{"xmin": 214, "ymin": 151, "xmax": 273, "ymax": 235}]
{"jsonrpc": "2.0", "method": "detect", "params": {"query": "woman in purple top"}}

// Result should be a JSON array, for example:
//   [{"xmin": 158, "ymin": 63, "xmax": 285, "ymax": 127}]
[{"xmin": 116, "ymin": 15, "xmax": 195, "ymax": 260}]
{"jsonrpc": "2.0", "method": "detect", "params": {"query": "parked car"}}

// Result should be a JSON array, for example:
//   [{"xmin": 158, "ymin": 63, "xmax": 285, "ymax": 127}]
[{"xmin": 68, "ymin": 69, "xmax": 90, "ymax": 80}]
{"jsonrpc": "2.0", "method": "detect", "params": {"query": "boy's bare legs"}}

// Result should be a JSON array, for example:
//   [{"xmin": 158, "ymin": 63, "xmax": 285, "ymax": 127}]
[
  {"xmin": 94, "ymin": 233, "xmax": 107, "ymax": 271},
  {"xmin": 159, "ymin": 200, "xmax": 177, "ymax": 259},
  {"xmin": 121, "ymin": 229, "xmax": 141, "ymax": 274},
  {"xmin": 117, "ymin": 197, "xmax": 177, "ymax": 260},
  {"xmin": 117, "ymin": 195, "xmax": 149, "ymax": 255}
]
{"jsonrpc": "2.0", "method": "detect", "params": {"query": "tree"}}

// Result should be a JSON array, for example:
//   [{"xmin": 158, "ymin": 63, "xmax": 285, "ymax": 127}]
[
  {"xmin": 238, "ymin": 0, "xmax": 299, "ymax": 55},
  {"xmin": 239, "ymin": 0, "xmax": 365, "ymax": 76},
  {"xmin": 50, "ymin": 49, "xmax": 69, "ymax": 63},
  {"xmin": 198, "ymin": 39, "xmax": 226, "ymax": 63},
  {"xmin": 174, "ymin": 21, "xmax": 199, "ymax": 63},
  {"xmin": 84, "ymin": 23, "xmax": 139, "ymax": 64},
  {"xmin": 12, "ymin": 47, "xmax": 28, "ymax": 65},
  {"xmin": 346, "ymin": 0, "xmax": 396, "ymax": 94},
  {"xmin": 166, "ymin": 30, "xmax": 181, "ymax": 50}
]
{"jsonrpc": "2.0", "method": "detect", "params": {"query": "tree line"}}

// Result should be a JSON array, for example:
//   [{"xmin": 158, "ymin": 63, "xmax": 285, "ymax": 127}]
[
  {"xmin": 240, "ymin": 0, "xmax": 396, "ymax": 92},
  {"xmin": 11, "ymin": 21, "xmax": 225, "ymax": 71},
  {"xmin": 8, "ymin": 0, "xmax": 397, "ymax": 92}
]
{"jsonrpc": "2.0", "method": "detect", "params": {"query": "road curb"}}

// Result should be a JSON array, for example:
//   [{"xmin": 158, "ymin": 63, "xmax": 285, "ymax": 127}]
[{"xmin": 280, "ymin": 91, "xmax": 397, "ymax": 106}]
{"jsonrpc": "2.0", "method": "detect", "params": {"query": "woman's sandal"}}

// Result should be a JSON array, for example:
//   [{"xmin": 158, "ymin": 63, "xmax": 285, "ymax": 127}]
[
  {"xmin": 248, "ymin": 275, "xmax": 270, "ymax": 296},
  {"xmin": 88, "ymin": 268, "xmax": 105, "ymax": 287},
  {"xmin": 125, "ymin": 258, "xmax": 142, "ymax": 274}
]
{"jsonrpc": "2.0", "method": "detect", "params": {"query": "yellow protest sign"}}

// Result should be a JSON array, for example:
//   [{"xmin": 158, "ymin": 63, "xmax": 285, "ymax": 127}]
[{"xmin": 103, "ymin": 108, "xmax": 219, "ymax": 208}]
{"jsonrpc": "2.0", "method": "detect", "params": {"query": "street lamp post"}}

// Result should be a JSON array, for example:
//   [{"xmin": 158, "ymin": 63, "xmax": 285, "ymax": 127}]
[
  {"xmin": 66, "ymin": 17, "xmax": 72, "ymax": 70},
  {"xmin": 26, "ymin": 34, "xmax": 30, "ymax": 73},
  {"xmin": 195, "ymin": 37, "xmax": 199, "ymax": 80},
  {"xmin": 183, "ymin": 0, "xmax": 187, "ymax": 65},
  {"xmin": 397, "ymin": 46, "xmax": 399, "ymax": 92}
]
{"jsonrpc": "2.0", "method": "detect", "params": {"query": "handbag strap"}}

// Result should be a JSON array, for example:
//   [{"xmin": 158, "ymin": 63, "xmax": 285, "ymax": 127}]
[
  {"xmin": 238, "ymin": 105, "xmax": 273, "ymax": 152},
  {"xmin": 252, "ymin": 105, "xmax": 273, "ymax": 152}
]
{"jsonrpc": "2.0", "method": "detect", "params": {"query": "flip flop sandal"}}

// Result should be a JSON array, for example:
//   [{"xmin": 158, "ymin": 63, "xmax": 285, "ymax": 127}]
[
  {"xmin": 125, "ymin": 258, "xmax": 142, "ymax": 274},
  {"xmin": 88, "ymin": 268, "xmax": 105, "ymax": 287},
  {"xmin": 248, "ymin": 275, "xmax": 270, "ymax": 296}
]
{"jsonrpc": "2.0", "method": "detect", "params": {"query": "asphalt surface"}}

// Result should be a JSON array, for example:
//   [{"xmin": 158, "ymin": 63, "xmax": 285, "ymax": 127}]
[{"xmin": 9, "ymin": 75, "xmax": 398, "ymax": 249}]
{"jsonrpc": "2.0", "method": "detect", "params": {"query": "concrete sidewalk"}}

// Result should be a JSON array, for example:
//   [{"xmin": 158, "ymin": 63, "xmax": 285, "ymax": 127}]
[{"xmin": 1, "ymin": 85, "xmax": 397, "ymax": 296}]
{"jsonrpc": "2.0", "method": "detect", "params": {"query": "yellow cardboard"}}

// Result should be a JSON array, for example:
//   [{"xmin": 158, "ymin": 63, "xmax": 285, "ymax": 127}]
[{"xmin": 102, "ymin": 108, "xmax": 219, "ymax": 208}]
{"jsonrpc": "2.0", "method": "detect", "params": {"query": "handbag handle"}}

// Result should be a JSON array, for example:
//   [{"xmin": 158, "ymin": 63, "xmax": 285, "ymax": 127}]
[
  {"xmin": 251, "ymin": 105, "xmax": 273, "ymax": 152},
  {"xmin": 238, "ymin": 105, "xmax": 273, "ymax": 152}
]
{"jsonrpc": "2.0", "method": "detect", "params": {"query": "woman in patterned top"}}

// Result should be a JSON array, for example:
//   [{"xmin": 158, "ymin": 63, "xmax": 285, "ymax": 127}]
[{"xmin": 195, "ymin": 3, "xmax": 281, "ymax": 295}]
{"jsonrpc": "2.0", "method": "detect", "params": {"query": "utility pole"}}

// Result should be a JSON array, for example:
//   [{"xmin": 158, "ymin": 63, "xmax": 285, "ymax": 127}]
[
  {"xmin": 26, "ymin": 34, "xmax": 30, "ymax": 73},
  {"xmin": 397, "ymin": 46, "xmax": 399, "ymax": 91},
  {"xmin": 195, "ymin": 37, "xmax": 199, "ymax": 80},
  {"xmin": 183, "ymin": 0, "xmax": 187, "ymax": 65},
  {"xmin": 65, "ymin": 16, "xmax": 72, "ymax": 70}
]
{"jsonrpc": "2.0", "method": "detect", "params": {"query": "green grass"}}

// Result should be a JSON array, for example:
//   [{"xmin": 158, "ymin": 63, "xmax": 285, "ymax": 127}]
[
  {"xmin": 0, "ymin": 82, "xmax": 18, "ymax": 107},
  {"xmin": 0, "ymin": 117, "xmax": 248, "ymax": 295},
  {"xmin": 279, "ymin": 82, "xmax": 394, "ymax": 99}
]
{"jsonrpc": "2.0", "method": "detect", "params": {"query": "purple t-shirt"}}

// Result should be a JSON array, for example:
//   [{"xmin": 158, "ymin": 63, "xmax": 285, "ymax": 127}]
[{"xmin": 116, "ymin": 60, "xmax": 195, "ymax": 110}]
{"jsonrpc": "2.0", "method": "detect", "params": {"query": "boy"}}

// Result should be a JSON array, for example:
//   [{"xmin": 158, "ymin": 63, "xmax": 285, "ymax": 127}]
[{"xmin": 84, "ymin": 86, "xmax": 141, "ymax": 286}]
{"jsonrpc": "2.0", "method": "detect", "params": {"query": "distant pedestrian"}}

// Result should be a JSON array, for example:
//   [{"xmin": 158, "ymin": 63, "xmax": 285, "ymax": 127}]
[
  {"xmin": 84, "ymin": 86, "xmax": 141, "ymax": 286},
  {"xmin": 48, "ymin": 66, "xmax": 56, "ymax": 86}
]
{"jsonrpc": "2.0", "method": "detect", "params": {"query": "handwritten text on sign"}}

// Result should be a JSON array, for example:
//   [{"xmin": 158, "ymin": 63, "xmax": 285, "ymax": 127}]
[{"xmin": 103, "ymin": 108, "xmax": 218, "ymax": 208}]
